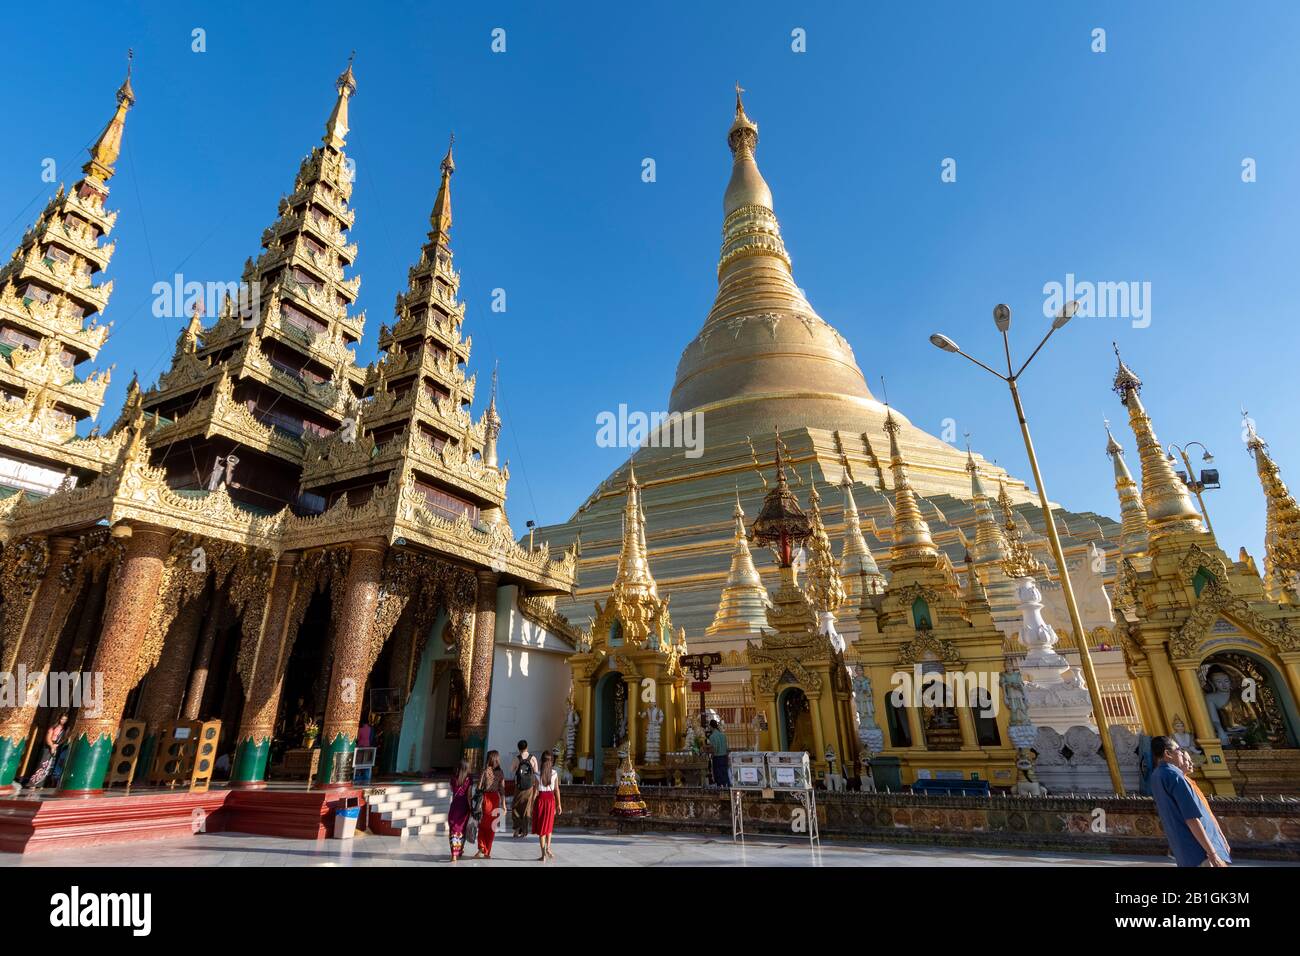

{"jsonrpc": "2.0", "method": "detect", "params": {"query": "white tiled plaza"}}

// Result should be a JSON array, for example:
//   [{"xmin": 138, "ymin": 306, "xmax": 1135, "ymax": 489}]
[{"xmin": 5, "ymin": 828, "xmax": 1277, "ymax": 867}]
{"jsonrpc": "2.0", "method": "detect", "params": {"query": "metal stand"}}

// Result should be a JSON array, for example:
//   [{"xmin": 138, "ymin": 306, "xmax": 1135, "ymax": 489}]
[{"xmin": 729, "ymin": 785, "xmax": 820, "ymax": 853}]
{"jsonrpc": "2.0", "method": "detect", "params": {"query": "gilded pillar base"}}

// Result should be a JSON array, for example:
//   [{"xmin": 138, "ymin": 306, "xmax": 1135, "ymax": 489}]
[
  {"xmin": 59, "ymin": 731, "xmax": 115, "ymax": 796},
  {"xmin": 230, "ymin": 733, "xmax": 272, "ymax": 788},
  {"xmin": 0, "ymin": 735, "xmax": 27, "ymax": 787}
]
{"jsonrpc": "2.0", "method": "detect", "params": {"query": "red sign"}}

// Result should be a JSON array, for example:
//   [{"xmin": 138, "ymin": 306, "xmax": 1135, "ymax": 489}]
[{"xmin": 690, "ymin": 681, "xmax": 711, "ymax": 692}]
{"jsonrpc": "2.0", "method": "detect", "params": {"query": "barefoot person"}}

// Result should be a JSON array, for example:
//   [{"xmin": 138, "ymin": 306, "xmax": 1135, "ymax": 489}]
[
  {"xmin": 447, "ymin": 759, "xmax": 475, "ymax": 862},
  {"xmin": 1149, "ymin": 735, "xmax": 1231, "ymax": 867},
  {"xmin": 510, "ymin": 740, "xmax": 539, "ymax": 837},
  {"xmin": 23, "ymin": 713, "xmax": 68, "ymax": 790},
  {"xmin": 532, "ymin": 750, "xmax": 562, "ymax": 861},
  {"xmin": 473, "ymin": 750, "xmax": 506, "ymax": 859}
]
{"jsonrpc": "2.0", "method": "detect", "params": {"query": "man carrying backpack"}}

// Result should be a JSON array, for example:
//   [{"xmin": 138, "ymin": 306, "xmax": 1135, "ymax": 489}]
[{"xmin": 510, "ymin": 740, "xmax": 540, "ymax": 838}]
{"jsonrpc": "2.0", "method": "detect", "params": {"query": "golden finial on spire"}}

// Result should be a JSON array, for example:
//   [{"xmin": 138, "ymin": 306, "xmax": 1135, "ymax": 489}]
[
  {"xmin": 429, "ymin": 132, "xmax": 455, "ymax": 239},
  {"xmin": 324, "ymin": 53, "xmax": 357, "ymax": 150},
  {"xmin": 83, "ymin": 49, "xmax": 136, "ymax": 183}
]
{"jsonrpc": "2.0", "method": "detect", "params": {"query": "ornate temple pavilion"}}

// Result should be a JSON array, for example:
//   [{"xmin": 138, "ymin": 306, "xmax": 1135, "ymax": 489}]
[{"xmin": 0, "ymin": 61, "xmax": 576, "ymax": 794}]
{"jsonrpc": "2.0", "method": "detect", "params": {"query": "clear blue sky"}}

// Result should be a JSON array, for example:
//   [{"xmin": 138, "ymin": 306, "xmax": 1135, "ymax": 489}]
[{"xmin": 3, "ymin": 1, "xmax": 1297, "ymax": 559}]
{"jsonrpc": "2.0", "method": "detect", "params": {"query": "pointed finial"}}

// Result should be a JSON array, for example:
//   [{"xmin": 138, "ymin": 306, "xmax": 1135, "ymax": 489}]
[
  {"xmin": 1104, "ymin": 417, "xmax": 1123, "ymax": 457},
  {"xmin": 1112, "ymin": 341, "xmax": 1142, "ymax": 403},
  {"xmin": 441, "ymin": 131, "xmax": 456, "ymax": 176},
  {"xmin": 727, "ymin": 82, "xmax": 758, "ymax": 154},
  {"xmin": 83, "ymin": 51, "xmax": 137, "ymax": 181},
  {"xmin": 324, "ymin": 54, "xmax": 357, "ymax": 149},
  {"xmin": 119, "ymin": 48, "xmax": 136, "ymax": 106}
]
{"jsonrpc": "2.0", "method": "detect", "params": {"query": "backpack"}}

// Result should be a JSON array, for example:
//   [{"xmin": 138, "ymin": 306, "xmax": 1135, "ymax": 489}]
[{"xmin": 515, "ymin": 753, "xmax": 535, "ymax": 790}]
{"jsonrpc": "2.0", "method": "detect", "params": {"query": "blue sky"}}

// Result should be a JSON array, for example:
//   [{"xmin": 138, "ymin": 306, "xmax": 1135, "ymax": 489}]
[{"xmin": 3, "ymin": 1, "xmax": 1298, "ymax": 559}]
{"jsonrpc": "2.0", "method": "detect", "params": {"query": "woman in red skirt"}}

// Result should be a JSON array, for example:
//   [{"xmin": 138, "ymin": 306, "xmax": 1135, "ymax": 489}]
[
  {"xmin": 531, "ymin": 750, "xmax": 562, "ymax": 861},
  {"xmin": 474, "ymin": 750, "xmax": 506, "ymax": 859}
]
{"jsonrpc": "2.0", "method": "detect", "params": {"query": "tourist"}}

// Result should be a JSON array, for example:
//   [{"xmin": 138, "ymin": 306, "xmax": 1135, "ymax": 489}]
[
  {"xmin": 1148, "ymin": 736, "xmax": 1231, "ymax": 867},
  {"xmin": 447, "ymin": 758, "xmax": 475, "ymax": 862},
  {"xmin": 473, "ymin": 750, "xmax": 506, "ymax": 859},
  {"xmin": 510, "ymin": 739, "xmax": 539, "ymax": 837},
  {"xmin": 532, "ymin": 749, "xmax": 562, "ymax": 861},
  {"xmin": 707, "ymin": 719, "xmax": 730, "ymax": 788},
  {"xmin": 23, "ymin": 713, "xmax": 68, "ymax": 790}
]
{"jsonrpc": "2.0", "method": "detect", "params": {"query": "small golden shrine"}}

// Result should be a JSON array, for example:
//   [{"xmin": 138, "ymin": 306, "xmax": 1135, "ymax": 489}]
[
  {"xmin": 851, "ymin": 412, "xmax": 1016, "ymax": 788},
  {"xmin": 746, "ymin": 440, "xmax": 860, "ymax": 781},
  {"xmin": 565, "ymin": 463, "xmax": 688, "ymax": 783}
]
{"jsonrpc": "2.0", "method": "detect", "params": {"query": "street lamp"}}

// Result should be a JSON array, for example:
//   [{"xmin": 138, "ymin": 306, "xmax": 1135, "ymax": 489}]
[
  {"xmin": 929, "ymin": 301, "xmax": 1126, "ymax": 795},
  {"xmin": 1166, "ymin": 442, "xmax": 1219, "ymax": 536}
]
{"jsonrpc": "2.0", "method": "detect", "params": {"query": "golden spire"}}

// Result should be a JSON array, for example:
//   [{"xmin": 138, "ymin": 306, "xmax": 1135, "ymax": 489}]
[
  {"xmin": 482, "ymin": 361, "xmax": 502, "ymax": 468},
  {"xmin": 839, "ymin": 461, "xmax": 884, "ymax": 594},
  {"xmin": 884, "ymin": 411, "xmax": 937, "ymax": 563},
  {"xmin": 429, "ymin": 132, "xmax": 455, "ymax": 241},
  {"xmin": 323, "ymin": 53, "xmax": 357, "ymax": 150},
  {"xmin": 612, "ymin": 461, "xmax": 658, "ymax": 600},
  {"xmin": 998, "ymin": 478, "xmax": 1046, "ymax": 579},
  {"xmin": 1111, "ymin": 345, "xmax": 1203, "ymax": 538},
  {"xmin": 804, "ymin": 479, "xmax": 846, "ymax": 615},
  {"xmin": 967, "ymin": 444, "xmax": 1009, "ymax": 565},
  {"xmin": 83, "ymin": 50, "xmax": 136, "ymax": 183},
  {"xmin": 1244, "ymin": 415, "xmax": 1300, "ymax": 600},
  {"xmin": 1105, "ymin": 418, "xmax": 1150, "ymax": 558},
  {"xmin": 706, "ymin": 491, "xmax": 773, "ymax": 636}
]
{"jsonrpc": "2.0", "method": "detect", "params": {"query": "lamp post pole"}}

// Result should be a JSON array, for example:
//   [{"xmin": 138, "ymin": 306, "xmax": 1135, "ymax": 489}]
[
  {"xmin": 930, "ymin": 304, "xmax": 1126, "ymax": 795},
  {"xmin": 1169, "ymin": 442, "xmax": 1217, "ymax": 537}
]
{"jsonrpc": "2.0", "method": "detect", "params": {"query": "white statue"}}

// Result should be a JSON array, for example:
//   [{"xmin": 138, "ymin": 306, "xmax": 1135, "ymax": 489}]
[
  {"xmin": 817, "ymin": 610, "xmax": 845, "ymax": 653},
  {"xmin": 1001, "ymin": 672, "xmax": 1032, "ymax": 727},
  {"xmin": 641, "ymin": 702, "xmax": 665, "ymax": 764}
]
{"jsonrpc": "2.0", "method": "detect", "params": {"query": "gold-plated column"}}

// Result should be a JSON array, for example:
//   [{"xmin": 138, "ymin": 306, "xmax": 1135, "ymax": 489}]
[
  {"xmin": 316, "ymin": 540, "xmax": 385, "ymax": 786},
  {"xmin": 461, "ymin": 570, "xmax": 499, "ymax": 768},
  {"xmin": 232, "ymin": 552, "xmax": 299, "ymax": 787},
  {"xmin": 0, "ymin": 537, "xmax": 77, "ymax": 786},
  {"xmin": 61, "ymin": 525, "xmax": 172, "ymax": 794}
]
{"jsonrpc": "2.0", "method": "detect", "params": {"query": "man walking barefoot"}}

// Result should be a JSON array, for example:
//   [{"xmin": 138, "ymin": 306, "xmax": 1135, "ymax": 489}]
[{"xmin": 510, "ymin": 739, "xmax": 539, "ymax": 838}]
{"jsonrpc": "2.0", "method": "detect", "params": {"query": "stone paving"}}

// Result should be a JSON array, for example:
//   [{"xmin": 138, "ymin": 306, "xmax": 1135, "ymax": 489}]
[{"xmin": 4, "ymin": 827, "xmax": 1271, "ymax": 867}]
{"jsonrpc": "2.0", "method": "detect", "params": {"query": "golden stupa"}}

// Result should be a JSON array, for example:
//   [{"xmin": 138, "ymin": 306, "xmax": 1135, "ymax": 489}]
[{"xmin": 535, "ymin": 90, "xmax": 1123, "ymax": 698}]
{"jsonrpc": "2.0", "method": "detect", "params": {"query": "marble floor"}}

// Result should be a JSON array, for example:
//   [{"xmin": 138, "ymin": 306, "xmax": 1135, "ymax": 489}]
[{"xmin": 2, "ymin": 828, "xmax": 1262, "ymax": 867}]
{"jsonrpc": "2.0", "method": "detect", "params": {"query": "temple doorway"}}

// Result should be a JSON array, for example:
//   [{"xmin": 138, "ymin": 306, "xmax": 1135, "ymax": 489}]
[
  {"xmin": 777, "ymin": 687, "xmax": 814, "ymax": 753},
  {"xmin": 424, "ymin": 663, "xmax": 465, "ymax": 772},
  {"xmin": 593, "ymin": 672, "xmax": 626, "ymax": 784}
]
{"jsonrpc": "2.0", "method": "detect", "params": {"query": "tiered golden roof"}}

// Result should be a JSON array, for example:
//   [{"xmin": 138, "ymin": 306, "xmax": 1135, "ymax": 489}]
[{"xmin": 0, "ymin": 61, "xmax": 133, "ymax": 486}]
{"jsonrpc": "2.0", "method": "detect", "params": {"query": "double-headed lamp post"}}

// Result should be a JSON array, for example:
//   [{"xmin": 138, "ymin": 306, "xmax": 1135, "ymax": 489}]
[{"xmin": 929, "ymin": 303, "xmax": 1126, "ymax": 795}]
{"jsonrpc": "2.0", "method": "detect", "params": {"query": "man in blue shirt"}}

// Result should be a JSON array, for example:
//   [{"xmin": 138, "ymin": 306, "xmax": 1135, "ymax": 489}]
[{"xmin": 1148, "ymin": 735, "xmax": 1231, "ymax": 867}]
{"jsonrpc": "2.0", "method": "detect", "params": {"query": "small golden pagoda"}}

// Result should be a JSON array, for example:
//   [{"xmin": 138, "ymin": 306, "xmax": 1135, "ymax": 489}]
[
  {"xmin": 851, "ymin": 412, "xmax": 1016, "ymax": 788},
  {"xmin": 1108, "ymin": 351, "xmax": 1300, "ymax": 796},
  {"xmin": 747, "ymin": 441, "xmax": 860, "ymax": 781},
  {"xmin": 565, "ymin": 463, "xmax": 687, "ymax": 783}
]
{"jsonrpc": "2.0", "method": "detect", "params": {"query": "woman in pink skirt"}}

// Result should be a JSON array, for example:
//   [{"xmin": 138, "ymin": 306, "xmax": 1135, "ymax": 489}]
[{"xmin": 531, "ymin": 750, "xmax": 562, "ymax": 861}]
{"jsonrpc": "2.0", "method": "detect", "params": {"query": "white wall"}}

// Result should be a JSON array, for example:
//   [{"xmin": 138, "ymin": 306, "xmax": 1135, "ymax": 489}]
[{"xmin": 485, "ymin": 585, "xmax": 574, "ymax": 761}]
